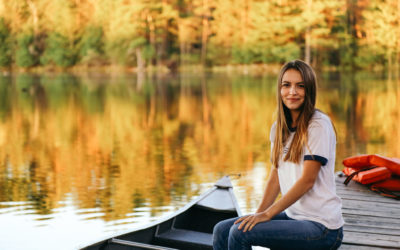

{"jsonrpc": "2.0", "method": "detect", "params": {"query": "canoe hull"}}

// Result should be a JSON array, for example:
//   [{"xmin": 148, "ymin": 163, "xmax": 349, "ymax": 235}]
[{"xmin": 81, "ymin": 176, "xmax": 241, "ymax": 250}]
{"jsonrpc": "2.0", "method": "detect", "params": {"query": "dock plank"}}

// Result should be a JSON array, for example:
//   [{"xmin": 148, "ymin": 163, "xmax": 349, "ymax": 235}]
[
  {"xmin": 344, "ymin": 225, "xmax": 400, "ymax": 237},
  {"xmin": 342, "ymin": 231, "xmax": 400, "ymax": 249},
  {"xmin": 343, "ymin": 214, "xmax": 400, "ymax": 231},
  {"xmin": 339, "ymin": 245, "xmax": 389, "ymax": 250},
  {"xmin": 336, "ymin": 172, "xmax": 400, "ymax": 249}
]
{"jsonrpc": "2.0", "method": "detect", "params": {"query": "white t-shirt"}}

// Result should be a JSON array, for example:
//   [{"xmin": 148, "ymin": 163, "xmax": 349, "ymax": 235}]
[{"xmin": 270, "ymin": 110, "xmax": 344, "ymax": 229}]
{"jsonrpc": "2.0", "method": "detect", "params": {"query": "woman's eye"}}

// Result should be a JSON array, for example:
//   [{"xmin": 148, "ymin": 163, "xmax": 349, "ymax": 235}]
[
  {"xmin": 298, "ymin": 84, "xmax": 305, "ymax": 88},
  {"xmin": 282, "ymin": 83, "xmax": 290, "ymax": 87}
]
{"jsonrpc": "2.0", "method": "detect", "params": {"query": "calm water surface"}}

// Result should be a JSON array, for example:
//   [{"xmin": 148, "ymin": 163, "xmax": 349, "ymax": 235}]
[{"xmin": 0, "ymin": 72, "xmax": 399, "ymax": 249}]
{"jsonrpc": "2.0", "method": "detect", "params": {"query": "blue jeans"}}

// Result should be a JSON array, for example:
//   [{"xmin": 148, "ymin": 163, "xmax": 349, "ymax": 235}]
[{"xmin": 213, "ymin": 212, "xmax": 343, "ymax": 250}]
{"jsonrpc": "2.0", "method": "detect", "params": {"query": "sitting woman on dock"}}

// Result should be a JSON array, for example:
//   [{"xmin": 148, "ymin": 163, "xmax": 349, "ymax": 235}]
[{"xmin": 213, "ymin": 59, "xmax": 344, "ymax": 250}]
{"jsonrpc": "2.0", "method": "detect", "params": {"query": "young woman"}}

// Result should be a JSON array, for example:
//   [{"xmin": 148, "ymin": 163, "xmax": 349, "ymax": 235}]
[{"xmin": 213, "ymin": 60, "xmax": 344, "ymax": 250}]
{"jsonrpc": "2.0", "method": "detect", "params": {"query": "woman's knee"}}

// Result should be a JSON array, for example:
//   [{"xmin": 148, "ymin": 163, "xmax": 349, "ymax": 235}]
[
  {"xmin": 213, "ymin": 218, "xmax": 237, "ymax": 242},
  {"xmin": 228, "ymin": 224, "xmax": 252, "ymax": 250},
  {"xmin": 213, "ymin": 219, "xmax": 233, "ymax": 235},
  {"xmin": 228, "ymin": 223, "xmax": 245, "ymax": 241},
  {"xmin": 213, "ymin": 218, "xmax": 237, "ymax": 249}
]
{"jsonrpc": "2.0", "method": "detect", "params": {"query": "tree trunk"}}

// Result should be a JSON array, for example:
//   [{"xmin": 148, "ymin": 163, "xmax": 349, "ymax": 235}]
[
  {"xmin": 241, "ymin": 0, "xmax": 249, "ymax": 46},
  {"xmin": 147, "ymin": 14, "xmax": 156, "ymax": 66},
  {"xmin": 136, "ymin": 48, "xmax": 145, "ymax": 91},
  {"xmin": 158, "ymin": 0, "xmax": 169, "ymax": 68},
  {"xmin": 27, "ymin": 0, "xmax": 38, "ymax": 35},
  {"xmin": 388, "ymin": 50, "xmax": 393, "ymax": 80},
  {"xmin": 304, "ymin": 0, "xmax": 312, "ymax": 65},
  {"xmin": 75, "ymin": 0, "xmax": 81, "ymax": 29},
  {"xmin": 178, "ymin": 20, "xmax": 187, "ymax": 66},
  {"xmin": 346, "ymin": 0, "xmax": 362, "ymax": 70},
  {"xmin": 180, "ymin": 41, "xmax": 185, "ymax": 66},
  {"xmin": 305, "ymin": 27, "xmax": 311, "ymax": 65},
  {"xmin": 157, "ymin": 27, "xmax": 167, "ymax": 69},
  {"xmin": 201, "ymin": 0, "xmax": 209, "ymax": 66},
  {"xmin": 201, "ymin": 18, "xmax": 208, "ymax": 66},
  {"xmin": 136, "ymin": 47, "xmax": 145, "ymax": 72}
]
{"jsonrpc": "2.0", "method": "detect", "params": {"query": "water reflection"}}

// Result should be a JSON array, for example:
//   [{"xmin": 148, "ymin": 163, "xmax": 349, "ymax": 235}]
[{"xmin": 0, "ymin": 72, "xmax": 399, "ymax": 249}]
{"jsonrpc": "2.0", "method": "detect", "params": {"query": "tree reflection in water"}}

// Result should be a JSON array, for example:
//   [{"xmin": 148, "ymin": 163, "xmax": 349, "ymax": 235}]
[{"xmin": 0, "ymin": 72, "xmax": 398, "ymax": 248}]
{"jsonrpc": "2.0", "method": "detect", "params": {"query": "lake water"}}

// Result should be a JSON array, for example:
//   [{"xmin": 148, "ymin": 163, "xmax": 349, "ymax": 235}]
[{"xmin": 0, "ymin": 71, "xmax": 399, "ymax": 249}]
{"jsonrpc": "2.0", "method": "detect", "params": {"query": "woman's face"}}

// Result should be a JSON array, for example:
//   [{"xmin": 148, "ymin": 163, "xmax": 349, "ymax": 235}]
[{"xmin": 280, "ymin": 68, "xmax": 305, "ymax": 113}]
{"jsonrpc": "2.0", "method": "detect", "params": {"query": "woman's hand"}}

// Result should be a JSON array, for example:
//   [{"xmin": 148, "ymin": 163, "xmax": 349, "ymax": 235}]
[{"xmin": 234, "ymin": 212, "xmax": 271, "ymax": 232}]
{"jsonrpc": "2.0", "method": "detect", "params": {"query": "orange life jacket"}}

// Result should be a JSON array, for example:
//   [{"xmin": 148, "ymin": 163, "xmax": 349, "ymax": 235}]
[
  {"xmin": 371, "ymin": 178, "xmax": 400, "ymax": 192},
  {"xmin": 343, "ymin": 154, "xmax": 400, "ymax": 175},
  {"xmin": 342, "ymin": 166, "xmax": 391, "ymax": 185},
  {"xmin": 370, "ymin": 178, "xmax": 400, "ymax": 199},
  {"xmin": 342, "ymin": 154, "xmax": 400, "ymax": 199}
]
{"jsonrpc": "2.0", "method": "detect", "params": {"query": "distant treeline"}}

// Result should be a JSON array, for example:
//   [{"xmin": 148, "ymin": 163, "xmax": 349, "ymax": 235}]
[{"xmin": 0, "ymin": 0, "xmax": 399, "ymax": 71}]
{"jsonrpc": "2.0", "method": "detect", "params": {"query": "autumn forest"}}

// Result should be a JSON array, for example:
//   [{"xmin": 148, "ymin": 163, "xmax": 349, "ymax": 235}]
[
  {"xmin": 0, "ymin": 1, "xmax": 400, "ymax": 249},
  {"xmin": 0, "ymin": 0, "xmax": 399, "ymax": 71}
]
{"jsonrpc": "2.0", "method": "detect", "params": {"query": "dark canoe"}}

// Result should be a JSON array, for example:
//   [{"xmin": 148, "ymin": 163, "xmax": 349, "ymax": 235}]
[{"xmin": 81, "ymin": 176, "xmax": 241, "ymax": 250}]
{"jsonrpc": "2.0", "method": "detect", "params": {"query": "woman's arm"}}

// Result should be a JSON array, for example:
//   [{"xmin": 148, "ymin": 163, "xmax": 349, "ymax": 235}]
[
  {"xmin": 236, "ymin": 160, "xmax": 321, "ymax": 232},
  {"xmin": 263, "ymin": 160, "xmax": 321, "ymax": 219},
  {"xmin": 256, "ymin": 167, "xmax": 280, "ymax": 213}
]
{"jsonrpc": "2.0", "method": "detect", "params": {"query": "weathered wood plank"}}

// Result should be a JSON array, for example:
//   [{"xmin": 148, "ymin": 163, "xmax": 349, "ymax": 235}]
[
  {"xmin": 342, "ymin": 198, "xmax": 400, "ymax": 210},
  {"xmin": 336, "ymin": 186, "xmax": 397, "ymax": 200},
  {"xmin": 343, "ymin": 214, "xmax": 400, "ymax": 230},
  {"xmin": 341, "ymin": 206, "xmax": 400, "ymax": 219},
  {"xmin": 342, "ymin": 231, "xmax": 400, "ymax": 249},
  {"xmin": 336, "ymin": 184, "xmax": 372, "ymax": 193},
  {"xmin": 339, "ymin": 244, "xmax": 392, "ymax": 250},
  {"xmin": 342, "ymin": 208, "xmax": 400, "ymax": 219},
  {"xmin": 336, "ymin": 172, "xmax": 400, "ymax": 249},
  {"xmin": 338, "ymin": 192, "xmax": 397, "ymax": 203},
  {"xmin": 344, "ymin": 225, "xmax": 400, "ymax": 237},
  {"xmin": 336, "ymin": 186, "xmax": 400, "ymax": 201}
]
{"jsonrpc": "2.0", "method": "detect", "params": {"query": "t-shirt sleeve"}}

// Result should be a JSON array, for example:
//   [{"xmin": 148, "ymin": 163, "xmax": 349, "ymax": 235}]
[{"xmin": 304, "ymin": 122, "xmax": 331, "ymax": 166}]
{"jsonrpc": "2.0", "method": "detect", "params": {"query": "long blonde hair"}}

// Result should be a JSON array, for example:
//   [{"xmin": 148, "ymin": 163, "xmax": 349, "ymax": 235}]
[{"xmin": 272, "ymin": 60, "xmax": 317, "ymax": 168}]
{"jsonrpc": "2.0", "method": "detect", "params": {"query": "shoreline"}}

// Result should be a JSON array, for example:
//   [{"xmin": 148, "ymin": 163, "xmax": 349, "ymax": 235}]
[
  {"xmin": 0, "ymin": 63, "xmax": 392, "ymax": 77},
  {"xmin": 0, "ymin": 63, "xmax": 307, "ymax": 75}
]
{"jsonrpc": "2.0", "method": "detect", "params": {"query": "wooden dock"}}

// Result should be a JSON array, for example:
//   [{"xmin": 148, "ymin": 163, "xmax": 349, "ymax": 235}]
[{"xmin": 335, "ymin": 172, "xmax": 400, "ymax": 249}]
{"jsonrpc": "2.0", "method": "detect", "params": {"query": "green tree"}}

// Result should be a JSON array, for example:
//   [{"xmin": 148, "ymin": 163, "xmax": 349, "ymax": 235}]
[
  {"xmin": 16, "ymin": 33, "xmax": 37, "ymax": 68},
  {"xmin": 362, "ymin": 0, "xmax": 400, "ymax": 70},
  {"xmin": 78, "ymin": 26, "xmax": 104, "ymax": 65},
  {"xmin": 0, "ymin": 18, "xmax": 12, "ymax": 67},
  {"xmin": 299, "ymin": 0, "xmax": 345, "ymax": 66},
  {"xmin": 97, "ymin": 0, "xmax": 146, "ymax": 65},
  {"xmin": 40, "ymin": 32, "xmax": 76, "ymax": 67},
  {"xmin": 0, "ymin": 0, "xmax": 399, "ymax": 70}
]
